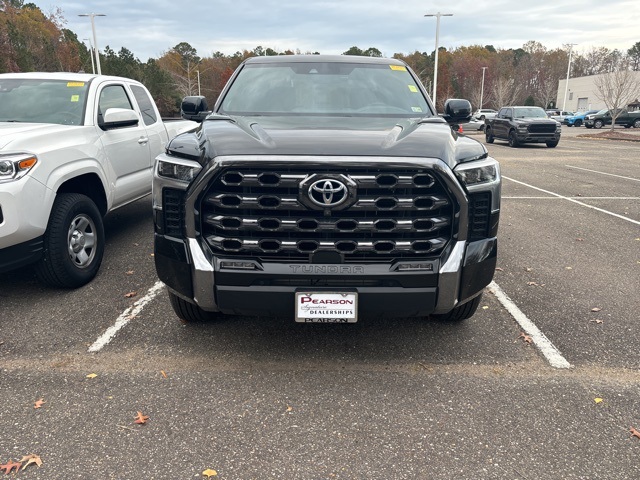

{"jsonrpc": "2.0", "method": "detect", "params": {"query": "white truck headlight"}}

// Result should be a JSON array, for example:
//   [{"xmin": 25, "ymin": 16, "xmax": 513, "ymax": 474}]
[{"xmin": 0, "ymin": 153, "xmax": 37, "ymax": 183}]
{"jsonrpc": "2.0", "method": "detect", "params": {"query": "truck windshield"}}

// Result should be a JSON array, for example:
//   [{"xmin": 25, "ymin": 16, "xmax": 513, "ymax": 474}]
[
  {"xmin": 512, "ymin": 107, "xmax": 548, "ymax": 119},
  {"xmin": 0, "ymin": 79, "xmax": 89, "ymax": 125},
  {"xmin": 219, "ymin": 62, "xmax": 431, "ymax": 117}
]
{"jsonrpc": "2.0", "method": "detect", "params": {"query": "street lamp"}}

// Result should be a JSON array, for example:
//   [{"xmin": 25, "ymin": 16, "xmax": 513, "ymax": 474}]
[
  {"xmin": 562, "ymin": 43, "xmax": 577, "ymax": 112},
  {"xmin": 79, "ymin": 13, "xmax": 105, "ymax": 75},
  {"xmin": 424, "ymin": 12, "xmax": 453, "ymax": 110},
  {"xmin": 480, "ymin": 66, "xmax": 487, "ymax": 109},
  {"xmin": 83, "ymin": 38, "xmax": 95, "ymax": 74}
]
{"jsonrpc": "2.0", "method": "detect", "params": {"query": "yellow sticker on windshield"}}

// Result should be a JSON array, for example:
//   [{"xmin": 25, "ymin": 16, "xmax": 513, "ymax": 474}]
[
  {"xmin": 70, "ymin": 95, "xmax": 80, "ymax": 102},
  {"xmin": 408, "ymin": 85, "xmax": 418, "ymax": 93},
  {"xmin": 67, "ymin": 82, "xmax": 85, "ymax": 87},
  {"xmin": 390, "ymin": 65, "xmax": 407, "ymax": 71}
]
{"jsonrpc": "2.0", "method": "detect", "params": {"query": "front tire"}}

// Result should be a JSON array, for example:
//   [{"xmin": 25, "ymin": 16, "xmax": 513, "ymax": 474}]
[
  {"xmin": 546, "ymin": 141, "xmax": 559, "ymax": 148},
  {"xmin": 634, "ymin": 119, "xmax": 640, "ymax": 128},
  {"xmin": 594, "ymin": 119, "xmax": 604, "ymax": 129},
  {"xmin": 574, "ymin": 119, "xmax": 582, "ymax": 127},
  {"xmin": 36, "ymin": 193, "xmax": 104, "ymax": 288},
  {"xmin": 168, "ymin": 291, "xmax": 221, "ymax": 323},
  {"xmin": 485, "ymin": 128, "xmax": 494, "ymax": 143},
  {"xmin": 508, "ymin": 130, "xmax": 520, "ymax": 148},
  {"xmin": 431, "ymin": 294, "xmax": 482, "ymax": 322}
]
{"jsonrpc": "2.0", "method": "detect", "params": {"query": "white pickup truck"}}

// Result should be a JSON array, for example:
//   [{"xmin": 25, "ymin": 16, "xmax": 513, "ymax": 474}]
[{"xmin": 0, "ymin": 72, "xmax": 195, "ymax": 287}]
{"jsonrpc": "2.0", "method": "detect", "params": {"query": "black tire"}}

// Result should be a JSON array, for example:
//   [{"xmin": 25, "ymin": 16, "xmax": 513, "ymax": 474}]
[
  {"xmin": 36, "ymin": 193, "xmax": 104, "ymax": 288},
  {"xmin": 546, "ymin": 141, "xmax": 559, "ymax": 148},
  {"xmin": 594, "ymin": 119, "xmax": 604, "ymax": 129},
  {"xmin": 585, "ymin": 125, "xmax": 592, "ymax": 129},
  {"xmin": 508, "ymin": 130, "xmax": 519, "ymax": 148},
  {"xmin": 574, "ymin": 120, "xmax": 582, "ymax": 127},
  {"xmin": 485, "ymin": 128, "xmax": 494, "ymax": 143},
  {"xmin": 431, "ymin": 294, "xmax": 482, "ymax": 322},
  {"xmin": 168, "ymin": 290, "xmax": 221, "ymax": 323},
  {"xmin": 624, "ymin": 124, "xmax": 631, "ymax": 128},
  {"xmin": 633, "ymin": 119, "xmax": 640, "ymax": 128}
]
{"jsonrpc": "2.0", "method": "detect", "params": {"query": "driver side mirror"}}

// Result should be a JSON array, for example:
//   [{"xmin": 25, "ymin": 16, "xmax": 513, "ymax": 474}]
[{"xmin": 441, "ymin": 99, "xmax": 472, "ymax": 124}]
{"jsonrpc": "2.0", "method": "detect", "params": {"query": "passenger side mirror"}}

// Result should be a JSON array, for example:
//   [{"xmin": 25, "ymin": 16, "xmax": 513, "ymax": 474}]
[
  {"xmin": 181, "ymin": 96, "xmax": 211, "ymax": 122},
  {"xmin": 441, "ymin": 99, "xmax": 472, "ymax": 124}
]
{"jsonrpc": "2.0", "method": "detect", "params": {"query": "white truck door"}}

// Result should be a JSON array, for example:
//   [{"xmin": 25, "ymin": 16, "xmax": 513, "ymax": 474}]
[{"xmin": 96, "ymin": 83, "xmax": 152, "ymax": 207}]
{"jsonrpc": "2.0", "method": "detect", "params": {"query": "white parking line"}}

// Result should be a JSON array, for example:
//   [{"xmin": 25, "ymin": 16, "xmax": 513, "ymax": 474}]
[
  {"xmin": 502, "ymin": 176, "xmax": 640, "ymax": 226},
  {"xmin": 88, "ymin": 280, "xmax": 165, "ymax": 353},
  {"xmin": 503, "ymin": 196, "xmax": 640, "ymax": 200},
  {"xmin": 488, "ymin": 281, "xmax": 571, "ymax": 369},
  {"xmin": 565, "ymin": 165, "xmax": 640, "ymax": 182}
]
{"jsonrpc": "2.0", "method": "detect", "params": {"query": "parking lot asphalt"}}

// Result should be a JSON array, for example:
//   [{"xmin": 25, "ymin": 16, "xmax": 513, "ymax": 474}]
[{"xmin": 1, "ymin": 126, "xmax": 639, "ymax": 478}]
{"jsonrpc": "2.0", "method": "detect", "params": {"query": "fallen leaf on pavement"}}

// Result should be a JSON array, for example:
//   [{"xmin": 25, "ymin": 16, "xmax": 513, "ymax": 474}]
[
  {"xmin": 631, "ymin": 427, "xmax": 640, "ymax": 440},
  {"xmin": 202, "ymin": 469, "xmax": 218, "ymax": 478},
  {"xmin": 286, "ymin": 406, "xmax": 293, "ymax": 412},
  {"xmin": 34, "ymin": 398, "xmax": 45, "ymax": 409},
  {"xmin": 594, "ymin": 398, "xmax": 603, "ymax": 404},
  {"xmin": 519, "ymin": 333, "xmax": 532, "ymax": 344},
  {"xmin": 590, "ymin": 319, "xmax": 604, "ymax": 324},
  {"xmin": 134, "ymin": 411, "xmax": 149, "ymax": 424},
  {"xmin": 86, "ymin": 373, "xmax": 97, "ymax": 379},
  {"xmin": 591, "ymin": 307, "xmax": 602, "ymax": 312},
  {"xmin": 0, "ymin": 460, "xmax": 21, "ymax": 474},
  {"xmin": 495, "ymin": 267, "xmax": 503, "ymax": 272},
  {"xmin": 19, "ymin": 454, "xmax": 42, "ymax": 470},
  {"xmin": 482, "ymin": 306, "xmax": 489, "ymax": 310},
  {"xmin": 161, "ymin": 370, "xmax": 168, "ymax": 378},
  {"xmin": 126, "ymin": 270, "xmax": 134, "ymax": 275},
  {"xmin": 124, "ymin": 291, "xmax": 137, "ymax": 298}
]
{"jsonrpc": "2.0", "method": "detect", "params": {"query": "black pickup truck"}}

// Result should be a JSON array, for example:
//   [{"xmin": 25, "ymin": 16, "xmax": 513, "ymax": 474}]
[
  {"xmin": 485, "ymin": 106, "xmax": 561, "ymax": 147},
  {"xmin": 152, "ymin": 55, "xmax": 501, "ymax": 324},
  {"xmin": 584, "ymin": 109, "xmax": 640, "ymax": 129}
]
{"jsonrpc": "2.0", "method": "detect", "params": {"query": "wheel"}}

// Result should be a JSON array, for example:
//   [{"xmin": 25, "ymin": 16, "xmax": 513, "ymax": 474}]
[
  {"xmin": 508, "ymin": 130, "xmax": 519, "ymax": 148},
  {"xmin": 36, "ymin": 193, "xmax": 104, "ymax": 288},
  {"xmin": 634, "ymin": 119, "xmax": 640, "ymax": 128},
  {"xmin": 594, "ymin": 119, "xmax": 604, "ymax": 129},
  {"xmin": 546, "ymin": 141, "xmax": 559, "ymax": 148},
  {"xmin": 585, "ymin": 125, "xmax": 592, "ymax": 129},
  {"xmin": 168, "ymin": 290, "xmax": 221, "ymax": 322},
  {"xmin": 485, "ymin": 128, "xmax": 494, "ymax": 143},
  {"xmin": 574, "ymin": 119, "xmax": 582, "ymax": 127},
  {"xmin": 624, "ymin": 125, "xmax": 631, "ymax": 128},
  {"xmin": 431, "ymin": 294, "xmax": 482, "ymax": 322}
]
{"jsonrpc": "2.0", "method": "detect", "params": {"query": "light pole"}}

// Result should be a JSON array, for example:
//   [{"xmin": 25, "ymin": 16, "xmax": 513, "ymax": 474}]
[
  {"xmin": 79, "ymin": 13, "xmax": 105, "ymax": 75},
  {"xmin": 480, "ymin": 66, "xmax": 487, "ymax": 109},
  {"xmin": 83, "ymin": 38, "xmax": 95, "ymax": 74},
  {"xmin": 424, "ymin": 12, "xmax": 453, "ymax": 110},
  {"xmin": 562, "ymin": 43, "xmax": 577, "ymax": 112}
]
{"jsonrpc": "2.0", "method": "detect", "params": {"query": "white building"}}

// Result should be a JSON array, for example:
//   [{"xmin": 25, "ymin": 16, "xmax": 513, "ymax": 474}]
[{"xmin": 556, "ymin": 71, "xmax": 640, "ymax": 112}]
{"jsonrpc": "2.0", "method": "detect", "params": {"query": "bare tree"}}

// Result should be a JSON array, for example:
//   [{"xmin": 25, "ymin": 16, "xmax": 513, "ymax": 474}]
[{"xmin": 593, "ymin": 62, "xmax": 640, "ymax": 131}]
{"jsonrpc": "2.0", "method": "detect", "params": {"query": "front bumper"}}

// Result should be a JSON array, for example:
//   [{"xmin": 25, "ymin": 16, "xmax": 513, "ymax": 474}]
[
  {"xmin": 155, "ymin": 234, "xmax": 497, "ymax": 318},
  {"xmin": 515, "ymin": 132, "xmax": 561, "ymax": 143}
]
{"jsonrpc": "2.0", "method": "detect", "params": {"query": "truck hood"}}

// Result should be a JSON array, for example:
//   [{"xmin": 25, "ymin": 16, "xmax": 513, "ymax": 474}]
[
  {"xmin": 168, "ymin": 115, "xmax": 487, "ymax": 169},
  {"xmin": 0, "ymin": 122, "xmax": 75, "ymax": 150}
]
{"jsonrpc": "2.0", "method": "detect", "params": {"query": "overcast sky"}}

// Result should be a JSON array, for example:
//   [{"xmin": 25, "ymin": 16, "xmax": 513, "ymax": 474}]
[{"xmin": 31, "ymin": 0, "xmax": 640, "ymax": 60}]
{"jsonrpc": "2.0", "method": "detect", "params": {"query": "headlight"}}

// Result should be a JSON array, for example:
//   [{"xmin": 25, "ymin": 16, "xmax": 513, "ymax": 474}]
[
  {"xmin": 0, "ymin": 153, "xmax": 38, "ymax": 183},
  {"xmin": 156, "ymin": 155, "xmax": 201, "ymax": 183},
  {"xmin": 454, "ymin": 157, "xmax": 500, "ymax": 188}
]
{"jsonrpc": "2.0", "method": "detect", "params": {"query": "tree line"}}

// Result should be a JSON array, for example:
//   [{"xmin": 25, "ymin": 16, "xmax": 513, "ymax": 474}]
[{"xmin": 1, "ymin": 0, "xmax": 639, "ymax": 116}]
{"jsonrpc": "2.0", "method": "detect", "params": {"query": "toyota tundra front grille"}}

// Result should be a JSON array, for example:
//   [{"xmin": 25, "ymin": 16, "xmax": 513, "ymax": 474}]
[{"xmin": 198, "ymin": 167, "xmax": 456, "ymax": 262}]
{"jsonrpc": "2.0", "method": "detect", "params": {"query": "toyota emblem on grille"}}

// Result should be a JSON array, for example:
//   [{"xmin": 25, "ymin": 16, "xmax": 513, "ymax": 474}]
[{"xmin": 309, "ymin": 179, "xmax": 348, "ymax": 207}]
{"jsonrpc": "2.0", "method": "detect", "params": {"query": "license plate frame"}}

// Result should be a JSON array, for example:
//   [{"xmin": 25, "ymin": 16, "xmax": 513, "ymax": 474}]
[{"xmin": 295, "ymin": 291, "xmax": 358, "ymax": 323}]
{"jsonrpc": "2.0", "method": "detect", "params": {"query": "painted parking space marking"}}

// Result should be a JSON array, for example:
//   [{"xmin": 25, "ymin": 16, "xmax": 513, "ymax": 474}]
[
  {"xmin": 502, "ymin": 176, "xmax": 640, "ymax": 226},
  {"xmin": 488, "ymin": 281, "xmax": 571, "ymax": 369},
  {"xmin": 88, "ymin": 280, "xmax": 164, "ymax": 353},
  {"xmin": 503, "ymin": 196, "xmax": 640, "ymax": 200},
  {"xmin": 565, "ymin": 165, "xmax": 640, "ymax": 182}
]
